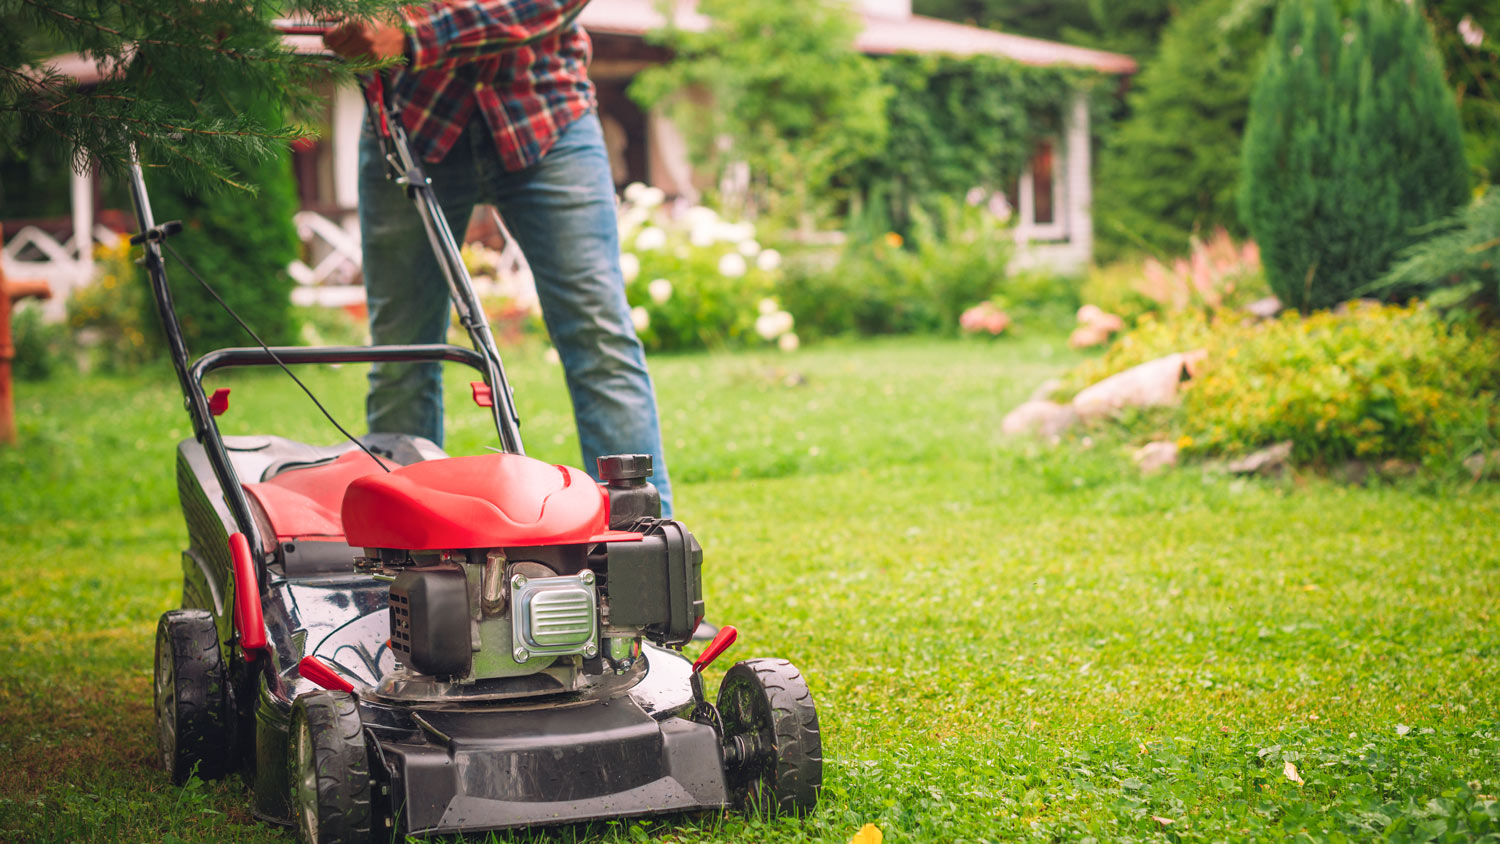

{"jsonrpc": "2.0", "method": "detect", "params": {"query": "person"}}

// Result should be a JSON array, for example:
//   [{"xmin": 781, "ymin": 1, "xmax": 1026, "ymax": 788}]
[{"xmin": 324, "ymin": 2, "xmax": 675, "ymax": 517}]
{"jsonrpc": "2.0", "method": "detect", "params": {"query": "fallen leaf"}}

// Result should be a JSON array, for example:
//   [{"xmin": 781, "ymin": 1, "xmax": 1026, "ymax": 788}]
[
  {"xmin": 1152, "ymin": 816, "xmax": 1176, "ymax": 826},
  {"xmin": 850, "ymin": 823, "xmax": 883, "ymax": 844},
  {"xmin": 1396, "ymin": 723, "xmax": 1412, "ymax": 736},
  {"xmin": 1283, "ymin": 761, "xmax": 1304, "ymax": 785}
]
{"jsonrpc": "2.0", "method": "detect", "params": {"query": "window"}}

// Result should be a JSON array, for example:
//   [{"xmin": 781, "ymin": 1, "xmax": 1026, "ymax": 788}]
[{"xmin": 1013, "ymin": 137, "xmax": 1067, "ymax": 242}]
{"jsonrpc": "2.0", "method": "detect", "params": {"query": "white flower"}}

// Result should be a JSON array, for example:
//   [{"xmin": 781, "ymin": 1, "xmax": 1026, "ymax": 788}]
[
  {"xmin": 634, "ymin": 226, "xmax": 667, "ymax": 252},
  {"xmin": 623, "ymin": 182, "xmax": 648, "ymax": 203},
  {"xmin": 1460, "ymin": 15, "xmax": 1484, "ymax": 48},
  {"xmin": 619, "ymin": 252, "xmax": 640, "ymax": 283},
  {"xmin": 543, "ymin": 346, "xmax": 561, "ymax": 365},
  {"xmin": 689, "ymin": 224, "xmax": 716, "ymax": 248},
  {"xmin": 758, "ymin": 297, "xmax": 780, "ymax": 315},
  {"xmin": 718, "ymin": 252, "xmax": 748, "ymax": 278},
  {"xmin": 778, "ymin": 332, "xmax": 800, "ymax": 352},
  {"xmin": 965, "ymin": 186, "xmax": 987, "ymax": 206},
  {"xmin": 755, "ymin": 309, "xmax": 794, "ymax": 340},
  {"xmin": 630, "ymin": 306, "xmax": 650, "ymax": 333},
  {"xmin": 685, "ymin": 205, "xmax": 719, "ymax": 229},
  {"xmin": 648, "ymin": 278, "xmax": 673, "ymax": 304},
  {"xmin": 756, "ymin": 248, "xmax": 782, "ymax": 272},
  {"xmin": 737, "ymin": 239, "xmax": 761, "ymax": 257},
  {"xmin": 639, "ymin": 186, "xmax": 666, "ymax": 208},
  {"xmin": 721, "ymin": 221, "xmax": 756, "ymax": 243}
]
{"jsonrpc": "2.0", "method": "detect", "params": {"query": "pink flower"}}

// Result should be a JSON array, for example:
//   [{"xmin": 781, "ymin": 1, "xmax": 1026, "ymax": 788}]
[
  {"xmin": 960, "ymin": 302, "xmax": 1011, "ymax": 336},
  {"xmin": 1459, "ymin": 15, "xmax": 1484, "ymax": 48}
]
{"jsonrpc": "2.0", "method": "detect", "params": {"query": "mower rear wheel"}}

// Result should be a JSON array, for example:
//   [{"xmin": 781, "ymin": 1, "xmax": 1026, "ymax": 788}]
[
  {"xmin": 153, "ymin": 609, "xmax": 229, "ymax": 784},
  {"xmin": 289, "ymin": 690, "xmax": 372, "ymax": 844},
  {"xmin": 718, "ymin": 658, "xmax": 822, "ymax": 814}
]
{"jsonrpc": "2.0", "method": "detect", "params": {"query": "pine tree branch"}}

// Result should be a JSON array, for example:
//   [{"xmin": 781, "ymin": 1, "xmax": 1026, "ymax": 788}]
[{"xmin": 18, "ymin": 0, "xmax": 257, "ymax": 63}]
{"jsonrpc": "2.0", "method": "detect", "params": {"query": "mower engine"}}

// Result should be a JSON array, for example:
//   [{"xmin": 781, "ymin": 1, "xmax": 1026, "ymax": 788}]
[{"xmin": 354, "ymin": 453, "xmax": 704, "ymax": 702}]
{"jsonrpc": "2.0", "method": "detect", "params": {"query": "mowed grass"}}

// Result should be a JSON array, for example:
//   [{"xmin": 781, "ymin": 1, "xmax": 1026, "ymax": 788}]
[{"xmin": 2, "ymin": 334, "xmax": 1499, "ymax": 843}]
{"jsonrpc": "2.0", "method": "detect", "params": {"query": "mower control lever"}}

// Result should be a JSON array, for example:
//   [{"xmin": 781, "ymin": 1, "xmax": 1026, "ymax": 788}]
[{"xmin": 691, "ymin": 625, "xmax": 737, "ymax": 674}]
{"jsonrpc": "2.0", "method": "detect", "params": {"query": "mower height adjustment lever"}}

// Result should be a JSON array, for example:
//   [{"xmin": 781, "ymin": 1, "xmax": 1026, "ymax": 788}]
[{"xmin": 692, "ymin": 625, "xmax": 737, "ymax": 674}]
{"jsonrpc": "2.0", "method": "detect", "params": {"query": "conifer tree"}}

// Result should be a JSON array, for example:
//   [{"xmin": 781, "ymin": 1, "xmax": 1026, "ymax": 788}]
[
  {"xmin": 2, "ymin": 0, "xmax": 399, "ymax": 350},
  {"xmin": 2, "ymin": 0, "xmax": 397, "ymax": 190},
  {"xmin": 1093, "ymin": 0, "xmax": 1274, "ymax": 259},
  {"xmin": 1240, "ymin": 0, "xmax": 1468, "ymax": 312}
]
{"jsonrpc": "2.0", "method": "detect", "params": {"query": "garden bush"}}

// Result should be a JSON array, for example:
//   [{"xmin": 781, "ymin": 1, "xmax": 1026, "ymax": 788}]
[
  {"xmin": 65, "ymin": 234, "xmax": 156, "ymax": 372},
  {"xmin": 616, "ymin": 185, "xmax": 785, "ymax": 352},
  {"xmin": 10, "ymin": 303, "xmax": 67, "ymax": 381},
  {"xmin": 1241, "ymin": 0, "xmax": 1469, "ymax": 312},
  {"xmin": 1061, "ymin": 304, "xmax": 1500, "ymax": 467},
  {"xmin": 781, "ymin": 195, "xmax": 1015, "ymax": 338}
]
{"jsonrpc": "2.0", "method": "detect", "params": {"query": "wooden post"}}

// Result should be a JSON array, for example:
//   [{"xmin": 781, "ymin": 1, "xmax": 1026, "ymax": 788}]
[{"xmin": 0, "ymin": 224, "xmax": 54, "ymax": 446}]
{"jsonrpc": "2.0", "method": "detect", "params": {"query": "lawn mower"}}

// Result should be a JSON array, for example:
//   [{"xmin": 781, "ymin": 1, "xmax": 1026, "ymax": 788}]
[{"xmin": 135, "ymin": 45, "xmax": 820, "ymax": 842}]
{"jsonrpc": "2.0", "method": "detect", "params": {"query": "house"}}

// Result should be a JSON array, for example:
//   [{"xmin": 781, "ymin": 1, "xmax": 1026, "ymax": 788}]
[{"xmin": 3, "ymin": 0, "xmax": 1135, "ymax": 312}]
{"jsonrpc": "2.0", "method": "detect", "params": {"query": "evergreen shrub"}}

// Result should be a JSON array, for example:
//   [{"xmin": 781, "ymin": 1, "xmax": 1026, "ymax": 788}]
[
  {"xmin": 143, "ymin": 95, "xmax": 300, "ymax": 354},
  {"xmin": 1093, "ymin": 0, "xmax": 1273, "ymax": 259},
  {"xmin": 1240, "ymin": 0, "xmax": 1469, "ymax": 312},
  {"xmin": 1377, "ymin": 189, "xmax": 1500, "ymax": 310}
]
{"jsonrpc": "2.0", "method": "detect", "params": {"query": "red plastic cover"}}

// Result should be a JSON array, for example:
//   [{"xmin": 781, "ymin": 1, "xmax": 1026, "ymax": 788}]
[
  {"xmin": 342, "ymin": 453, "xmax": 610, "ymax": 550},
  {"xmin": 243, "ymin": 450, "xmax": 390, "ymax": 541}
]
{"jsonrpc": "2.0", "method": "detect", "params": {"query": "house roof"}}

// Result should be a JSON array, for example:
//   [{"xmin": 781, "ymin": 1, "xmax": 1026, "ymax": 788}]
[{"xmin": 578, "ymin": 0, "xmax": 1137, "ymax": 74}]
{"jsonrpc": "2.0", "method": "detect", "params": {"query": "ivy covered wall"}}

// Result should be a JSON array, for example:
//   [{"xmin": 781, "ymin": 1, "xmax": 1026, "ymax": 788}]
[{"xmin": 847, "ymin": 53, "xmax": 1105, "ymax": 236}]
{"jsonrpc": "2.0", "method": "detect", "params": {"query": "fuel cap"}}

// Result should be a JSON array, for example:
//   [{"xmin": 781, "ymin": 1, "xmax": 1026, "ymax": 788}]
[{"xmin": 597, "ymin": 453, "xmax": 652, "ymax": 482}]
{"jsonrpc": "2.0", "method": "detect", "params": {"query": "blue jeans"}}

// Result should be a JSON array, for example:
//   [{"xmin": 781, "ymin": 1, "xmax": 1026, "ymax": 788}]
[{"xmin": 359, "ymin": 112, "xmax": 673, "ymax": 516}]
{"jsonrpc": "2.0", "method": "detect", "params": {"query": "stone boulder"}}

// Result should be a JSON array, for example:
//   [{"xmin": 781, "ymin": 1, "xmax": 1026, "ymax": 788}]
[
  {"xmin": 1226, "ymin": 441, "xmax": 1294, "ymax": 477},
  {"xmin": 1071, "ymin": 350, "xmax": 1206, "ymax": 419},
  {"xmin": 1001, "ymin": 400, "xmax": 1078, "ymax": 438},
  {"xmin": 1133, "ymin": 441, "xmax": 1179, "ymax": 474}
]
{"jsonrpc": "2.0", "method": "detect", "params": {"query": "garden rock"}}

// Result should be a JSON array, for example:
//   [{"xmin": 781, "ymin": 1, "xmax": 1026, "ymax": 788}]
[
  {"xmin": 1226, "ymin": 441, "xmax": 1293, "ymax": 477},
  {"xmin": 1029, "ymin": 378, "xmax": 1064, "ymax": 402},
  {"xmin": 1133, "ymin": 441, "xmax": 1179, "ymax": 474},
  {"xmin": 1071, "ymin": 351, "xmax": 1206, "ymax": 419},
  {"xmin": 1001, "ymin": 400, "xmax": 1077, "ymax": 438},
  {"xmin": 1464, "ymin": 451, "xmax": 1499, "ymax": 481},
  {"xmin": 1246, "ymin": 296, "xmax": 1282, "ymax": 319}
]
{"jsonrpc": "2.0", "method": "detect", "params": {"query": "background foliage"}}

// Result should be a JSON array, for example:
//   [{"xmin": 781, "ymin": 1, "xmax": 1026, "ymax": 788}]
[
  {"xmin": 141, "ymin": 92, "xmax": 301, "ymax": 352},
  {"xmin": 847, "ymin": 53, "xmax": 1094, "ymax": 238},
  {"xmin": 1093, "ymin": 0, "xmax": 1273, "ymax": 259},
  {"xmin": 630, "ymin": 0, "xmax": 890, "ymax": 227},
  {"xmin": 1241, "ymin": 0, "xmax": 1469, "ymax": 312},
  {"xmin": 1424, "ymin": 0, "xmax": 1500, "ymax": 185},
  {"xmin": 0, "ymin": 0, "xmax": 400, "ymax": 191}
]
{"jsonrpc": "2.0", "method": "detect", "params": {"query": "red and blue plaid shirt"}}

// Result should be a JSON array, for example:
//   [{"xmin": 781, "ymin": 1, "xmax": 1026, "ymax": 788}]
[{"xmin": 397, "ymin": 0, "xmax": 596, "ymax": 170}]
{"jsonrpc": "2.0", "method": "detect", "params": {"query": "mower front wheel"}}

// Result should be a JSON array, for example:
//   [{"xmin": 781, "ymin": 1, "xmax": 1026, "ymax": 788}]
[
  {"xmin": 718, "ymin": 658, "xmax": 823, "ymax": 815},
  {"xmin": 289, "ymin": 690, "xmax": 372, "ymax": 844},
  {"xmin": 153, "ymin": 609, "xmax": 229, "ymax": 784}
]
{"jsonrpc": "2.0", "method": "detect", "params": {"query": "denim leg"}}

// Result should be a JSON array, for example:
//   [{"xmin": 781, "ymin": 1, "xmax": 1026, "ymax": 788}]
[
  {"xmin": 359, "ymin": 125, "xmax": 479, "ymax": 447},
  {"xmin": 488, "ymin": 113, "xmax": 674, "ymax": 516}
]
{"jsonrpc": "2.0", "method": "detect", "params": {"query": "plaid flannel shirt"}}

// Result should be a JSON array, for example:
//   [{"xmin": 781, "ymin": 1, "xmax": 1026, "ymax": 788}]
[{"xmin": 396, "ymin": 0, "xmax": 596, "ymax": 170}]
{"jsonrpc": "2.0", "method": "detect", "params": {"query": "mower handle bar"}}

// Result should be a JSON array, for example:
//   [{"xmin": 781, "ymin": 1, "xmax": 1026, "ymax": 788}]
[{"xmin": 190, "ymin": 343, "xmax": 488, "ymax": 382}]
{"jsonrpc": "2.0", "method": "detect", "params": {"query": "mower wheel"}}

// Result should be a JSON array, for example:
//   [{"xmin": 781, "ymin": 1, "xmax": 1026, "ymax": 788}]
[
  {"xmin": 718, "ymin": 658, "xmax": 823, "ymax": 814},
  {"xmin": 289, "ymin": 690, "xmax": 372, "ymax": 844},
  {"xmin": 153, "ymin": 609, "xmax": 229, "ymax": 785}
]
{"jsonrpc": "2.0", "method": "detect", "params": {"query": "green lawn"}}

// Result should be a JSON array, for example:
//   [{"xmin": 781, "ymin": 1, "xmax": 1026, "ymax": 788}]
[{"xmin": 2, "ymin": 334, "xmax": 1498, "ymax": 843}]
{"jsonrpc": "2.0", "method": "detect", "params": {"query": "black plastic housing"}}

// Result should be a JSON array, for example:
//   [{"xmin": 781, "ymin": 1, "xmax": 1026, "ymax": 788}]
[
  {"xmin": 390, "ymin": 565, "xmax": 471, "ymax": 677},
  {"xmin": 604, "ymin": 520, "xmax": 703, "ymax": 646},
  {"xmin": 599, "ymin": 454, "xmax": 662, "ymax": 530}
]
